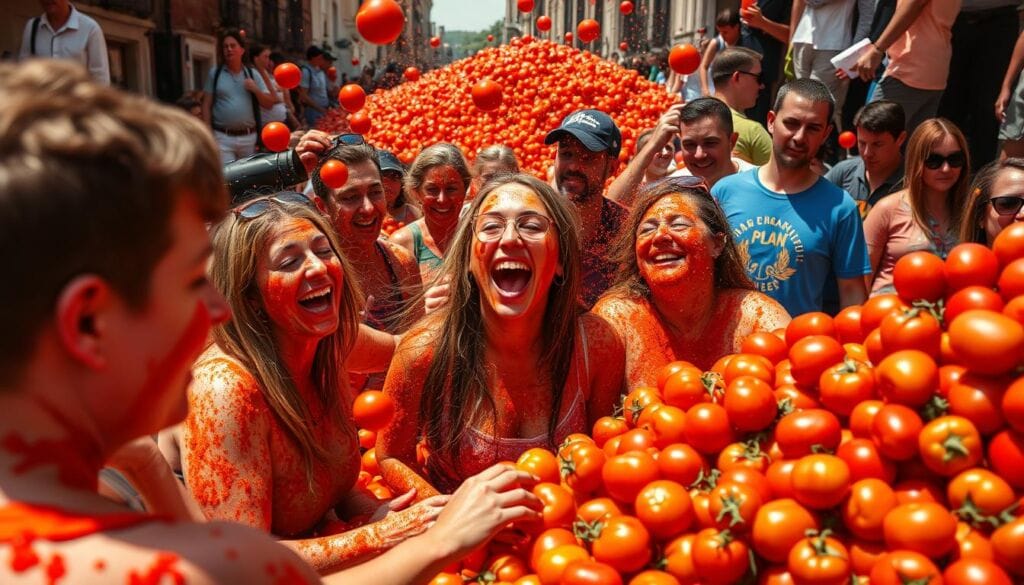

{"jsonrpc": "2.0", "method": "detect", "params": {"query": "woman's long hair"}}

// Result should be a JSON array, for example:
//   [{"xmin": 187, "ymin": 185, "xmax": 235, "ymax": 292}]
[
  {"xmin": 208, "ymin": 200, "xmax": 362, "ymax": 486},
  {"xmin": 959, "ymin": 158, "xmax": 1024, "ymax": 244},
  {"xmin": 609, "ymin": 177, "xmax": 754, "ymax": 299},
  {"xmin": 416, "ymin": 173, "xmax": 582, "ymax": 482},
  {"xmin": 904, "ymin": 118, "xmax": 971, "ymax": 242},
  {"xmin": 403, "ymin": 143, "xmax": 472, "ymax": 205}
]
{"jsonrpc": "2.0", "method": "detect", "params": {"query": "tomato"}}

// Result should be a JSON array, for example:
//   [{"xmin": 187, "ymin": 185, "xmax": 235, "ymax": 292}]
[
  {"xmin": 403, "ymin": 66, "xmax": 420, "ymax": 82},
  {"xmin": 751, "ymin": 498, "xmax": 818, "ymax": 563},
  {"xmin": 790, "ymin": 454, "xmax": 851, "ymax": 510},
  {"xmin": 947, "ymin": 468, "xmax": 1017, "ymax": 520},
  {"xmin": 635, "ymin": 480, "xmax": 694, "ymax": 540},
  {"xmin": 787, "ymin": 531, "xmax": 851, "ymax": 585},
  {"xmin": 948, "ymin": 310, "xmax": 1024, "ymax": 376},
  {"xmin": 657, "ymin": 361, "xmax": 695, "ymax": 390},
  {"xmin": 862, "ymin": 295, "xmax": 911, "ymax": 335},
  {"xmin": 355, "ymin": 0, "xmax": 406, "ymax": 44},
  {"xmin": 785, "ymin": 312, "xmax": 837, "ymax": 346},
  {"xmin": 987, "ymin": 430, "xmax": 1024, "ymax": 489},
  {"xmin": 273, "ymin": 62, "xmax": 301, "ymax": 90},
  {"xmin": 723, "ymin": 376, "xmax": 777, "ymax": 432},
  {"xmin": 954, "ymin": 521, "xmax": 995, "ymax": 562},
  {"xmin": 818, "ymin": 359, "xmax": 875, "ymax": 416},
  {"xmin": 628, "ymin": 571, "xmax": 680, "ymax": 585},
  {"xmin": 868, "ymin": 551, "xmax": 942, "ymax": 585},
  {"xmin": 870, "ymin": 404, "xmax": 923, "ymax": 461},
  {"xmin": 879, "ymin": 310, "xmax": 942, "ymax": 359},
  {"xmin": 668, "ymin": 44, "xmax": 701, "ymax": 75},
  {"xmin": 591, "ymin": 516, "xmax": 651, "ymax": 573},
  {"xmin": 775, "ymin": 384, "xmax": 820, "ymax": 410},
  {"xmin": 722, "ymin": 354, "xmax": 774, "ymax": 385},
  {"xmin": 516, "ymin": 448, "xmax": 560, "ymax": 484},
  {"xmin": 915, "ymin": 416, "xmax": 982, "ymax": 477},
  {"xmin": 576, "ymin": 19, "xmax": 601, "ymax": 43},
  {"xmin": 515, "ymin": 577, "xmax": 542, "ymax": 585},
  {"xmin": 349, "ymin": 110, "xmax": 372, "ymax": 134},
  {"xmin": 741, "ymin": 331, "xmax": 789, "ymax": 364},
  {"xmin": 848, "ymin": 538, "xmax": 887, "ymax": 576},
  {"xmin": 353, "ymin": 391, "xmax": 395, "ymax": 434},
  {"xmin": 945, "ymin": 243, "xmax": 1001, "ymax": 290},
  {"xmin": 490, "ymin": 555, "xmax": 529, "ymax": 583},
  {"xmin": 717, "ymin": 440, "xmax": 770, "ymax": 473},
  {"xmin": 947, "ymin": 286, "xmax": 1007, "ymax": 324},
  {"xmin": 883, "ymin": 502, "xmax": 958, "ymax": 558},
  {"xmin": 592, "ymin": 416, "xmax": 628, "ymax": 448},
  {"xmin": 535, "ymin": 15, "xmax": 552, "ymax": 31},
  {"xmin": 639, "ymin": 404, "xmax": 688, "ymax": 448},
  {"xmin": 893, "ymin": 479, "xmax": 944, "ymax": 505},
  {"xmin": 843, "ymin": 478, "xmax": 897, "ymax": 541},
  {"xmin": 863, "ymin": 327, "xmax": 886, "ymax": 363},
  {"xmin": 836, "ymin": 437, "xmax": 896, "ymax": 483},
  {"xmin": 561, "ymin": 442, "xmax": 606, "ymax": 494},
  {"xmin": 775, "ymin": 409, "xmax": 842, "ymax": 458},
  {"xmin": 576, "ymin": 497, "xmax": 622, "ymax": 524},
  {"xmin": 998, "ymin": 257, "xmax": 1024, "ymax": 301},
  {"xmin": 943, "ymin": 558, "xmax": 1013, "ymax": 585},
  {"xmin": 991, "ymin": 517, "xmax": 1024, "ymax": 576},
  {"xmin": 319, "ymin": 159, "xmax": 350, "ymax": 190},
  {"xmin": 338, "ymin": 84, "xmax": 367, "ymax": 113},
  {"xmin": 874, "ymin": 349, "xmax": 938, "ymax": 407},
  {"xmin": 471, "ymin": 78, "xmax": 503, "ymax": 111},
  {"xmin": 1003, "ymin": 377, "xmax": 1024, "ymax": 432},
  {"xmin": 622, "ymin": 386, "xmax": 664, "ymax": 427},
  {"xmin": 661, "ymin": 367, "xmax": 711, "ymax": 411},
  {"xmin": 602, "ymin": 450, "xmax": 660, "ymax": 503},
  {"xmin": 429, "ymin": 35, "xmax": 441, "ymax": 47},
  {"xmin": 535, "ymin": 543, "xmax": 589, "ymax": 585},
  {"xmin": 516, "ymin": 0, "xmax": 534, "ymax": 11},
  {"xmin": 657, "ymin": 443, "xmax": 708, "ymax": 486},
  {"xmin": 259, "ymin": 121, "xmax": 291, "ymax": 152},
  {"xmin": 532, "ymin": 482, "xmax": 575, "ymax": 531},
  {"xmin": 682, "ymin": 403, "xmax": 735, "ymax": 455},
  {"xmin": 560, "ymin": 560, "xmax": 623, "ymax": 585},
  {"xmin": 1003, "ymin": 295, "xmax": 1024, "ymax": 325},
  {"xmin": 663, "ymin": 534, "xmax": 699, "ymax": 583},
  {"xmin": 357, "ymin": 428, "xmax": 376, "ymax": 450},
  {"xmin": 893, "ymin": 251, "xmax": 947, "ymax": 302},
  {"xmin": 848, "ymin": 400, "xmax": 884, "ymax": 438},
  {"xmin": 939, "ymin": 364, "xmax": 967, "ymax": 397},
  {"xmin": 707, "ymin": 480, "xmax": 762, "ymax": 533},
  {"xmin": 690, "ymin": 527, "xmax": 750, "ymax": 584},
  {"xmin": 788, "ymin": 335, "xmax": 846, "ymax": 387},
  {"xmin": 948, "ymin": 373, "xmax": 1008, "ymax": 435},
  {"xmin": 614, "ymin": 428, "xmax": 659, "ymax": 454},
  {"xmin": 530, "ymin": 528, "xmax": 578, "ymax": 571},
  {"xmin": 834, "ymin": 305, "xmax": 864, "ymax": 344},
  {"xmin": 428, "ymin": 572, "xmax": 462, "ymax": 585}
]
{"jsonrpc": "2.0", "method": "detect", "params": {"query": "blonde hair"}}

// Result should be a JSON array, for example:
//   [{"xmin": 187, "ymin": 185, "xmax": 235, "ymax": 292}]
[
  {"xmin": 403, "ymin": 143, "xmax": 471, "ymax": 203},
  {"xmin": 208, "ymin": 200, "xmax": 362, "ymax": 484},
  {"xmin": 473, "ymin": 145, "xmax": 519, "ymax": 175},
  {"xmin": 904, "ymin": 118, "xmax": 971, "ymax": 242}
]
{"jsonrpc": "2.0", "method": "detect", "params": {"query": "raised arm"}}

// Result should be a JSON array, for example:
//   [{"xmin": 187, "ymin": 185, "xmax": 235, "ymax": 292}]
[
  {"xmin": 741, "ymin": 5, "xmax": 790, "ymax": 44},
  {"xmin": 853, "ymin": 0, "xmax": 931, "ymax": 81},
  {"xmin": 607, "ymin": 104, "xmax": 683, "ymax": 207},
  {"xmin": 699, "ymin": 40, "xmax": 721, "ymax": 96}
]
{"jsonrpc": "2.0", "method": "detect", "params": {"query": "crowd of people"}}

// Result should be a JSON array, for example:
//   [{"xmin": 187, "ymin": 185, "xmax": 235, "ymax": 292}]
[{"xmin": 4, "ymin": 0, "xmax": 1024, "ymax": 584}]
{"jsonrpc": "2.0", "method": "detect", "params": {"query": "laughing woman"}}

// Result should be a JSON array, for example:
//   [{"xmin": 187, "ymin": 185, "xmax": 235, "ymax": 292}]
[
  {"xmin": 389, "ymin": 144, "xmax": 472, "ymax": 283},
  {"xmin": 376, "ymin": 174, "xmax": 625, "ymax": 496},
  {"xmin": 592, "ymin": 177, "xmax": 789, "ymax": 385},
  {"xmin": 181, "ymin": 196, "xmax": 538, "ymax": 574}
]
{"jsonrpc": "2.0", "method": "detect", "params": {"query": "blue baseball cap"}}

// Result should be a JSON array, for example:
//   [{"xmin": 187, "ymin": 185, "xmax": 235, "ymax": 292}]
[{"xmin": 544, "ymin": 109, "xmax": 622, "ymax": 158}]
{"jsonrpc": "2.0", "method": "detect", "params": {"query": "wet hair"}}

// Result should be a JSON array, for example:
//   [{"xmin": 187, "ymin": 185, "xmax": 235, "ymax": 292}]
[
  {"xmin": 904, "ymin": 118, "xmax": 971, "ymax": 242},
  {"xmin": 711, "ymin": 47, "xmax": 762, "ymax": 86},
  {"xmin": 717, "ymin": 8, "xmax": 741, "ymax": 27},
  {"xmin": 311, "ymin": 142, "xmax": 380, "ymax": 202},
  {"xmin": 610, "ymin": 177, "xmax": 754, "ymax": 298},
  {"xmin": 0, "ymin": 60, "xmax": 225, "ymax": 384},
  {"xmin": 853, "ymin": 100, "xmax": 906, "ymax": 139},
  {"xmin": 681, "ymin": 96, "xmax": 735, "ymax": 136},
  {"xmin": 959, "ymin": 158, "xmax": 1024, "ymax": 244},
  {"xmin": 404, "ymin": 143, "xmax": 472, "ymax": 203},
  {"xmin": 416, "ymin": 173, "xmax": 582, "ymax": 486},
  {"xmin": 473, "ymin": 145, "xmax": 519, "ymax": 176},
  {"xmin": 774, "ymin": 78, "xmax": 835, "ymax": 127},
  {"xmin": 208, "ymin": 199, "xmax": 361, "ymax": 486}
]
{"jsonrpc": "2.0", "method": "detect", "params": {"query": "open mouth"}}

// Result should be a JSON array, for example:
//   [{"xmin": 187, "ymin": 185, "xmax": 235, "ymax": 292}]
[
  {"xmin": 352, "ymin": 215, "xmax": 379, "ymax": 230},
  {"xmin": 650, "ymin": 252, "xmax": 685, "ymax": 266},
  {"xmin": 298, "ymin": 286, "xmax": 333, "ymax": 312},
  {"xmin": 491, "ymin": 260, "xmax": 533, "ymax": 297}
]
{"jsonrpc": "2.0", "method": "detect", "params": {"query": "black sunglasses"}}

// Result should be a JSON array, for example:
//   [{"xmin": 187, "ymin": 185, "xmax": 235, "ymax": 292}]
[
  {"xmin": 661, "ymin": 174, "xmax": 711, "ymax": 193},
  {"xmin": 924, "ymin": 151, "xmax": 966, "ymax": 170},
  {"xmin": 331, "ymin": 133, "xmax": 366, "ymax": 149},
  {"xmin": 985, "ymin": 195, "xmax": 1024, "ymax": 216},
  {"xmin": 232, "ymin": 191, "xmax": 315, "ymax": 219},
  {"xmin": 736, "ymin": 70, "xmax": 762, "ymax": 84}
]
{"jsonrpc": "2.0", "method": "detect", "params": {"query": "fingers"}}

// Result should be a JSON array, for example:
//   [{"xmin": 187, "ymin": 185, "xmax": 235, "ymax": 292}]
[
  {"xmin": 388, "ymin": 488, "xmax": 418, "ymax": 511},
  {"xmin": 417, "ymin": 494, "xmax": 451, "ymax": 508},
  {"xmin": 495, "ymin": 487, "xmax": 542, "ymax": 509},
  {"xmin": 499, "ymin": 505, "xmax": 543, "ymax": 524}
]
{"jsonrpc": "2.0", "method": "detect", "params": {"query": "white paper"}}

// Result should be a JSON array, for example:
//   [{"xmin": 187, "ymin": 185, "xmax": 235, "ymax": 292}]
[{"xmin": 830, "ymin": 38, "xmax": 873, "ymax": 78}]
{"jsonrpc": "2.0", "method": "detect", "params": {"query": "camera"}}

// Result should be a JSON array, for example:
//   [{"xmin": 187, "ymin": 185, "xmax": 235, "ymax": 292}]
[{"xmin": 223, "ymin": 149, "xmax": 307, "ymax": 204}]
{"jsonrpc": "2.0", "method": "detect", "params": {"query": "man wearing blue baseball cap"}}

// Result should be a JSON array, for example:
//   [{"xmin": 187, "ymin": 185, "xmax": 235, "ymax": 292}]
[{"xmin": 545, "ymin": 109, "xmax": 629, "ymax": 307}]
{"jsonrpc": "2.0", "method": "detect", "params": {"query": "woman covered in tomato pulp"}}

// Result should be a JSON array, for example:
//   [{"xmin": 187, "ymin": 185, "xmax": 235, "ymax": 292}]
[
  {"xmin": 592, "ymin": 177, "xmax": 790, "ymax": 384},
  {"xmin": 376, "ymin": 174, "xmax": 626, "ymax": 495}
]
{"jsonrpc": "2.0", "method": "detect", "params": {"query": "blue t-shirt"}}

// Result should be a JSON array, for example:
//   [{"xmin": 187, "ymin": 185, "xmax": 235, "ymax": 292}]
[
  {"xmin": 712, "ymin": 168, "xmax": 871, "ymax": 316},
  {"xmin": 204, "ymin": 65, "xmax": 267, "ymax": 130}
]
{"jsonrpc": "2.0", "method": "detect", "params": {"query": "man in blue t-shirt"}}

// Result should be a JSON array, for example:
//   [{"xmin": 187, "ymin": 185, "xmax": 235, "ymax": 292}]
[
  {"xmin": 299, "ymin": 46, "xmax": 331, "ymax": 128},
  {"xmin": 712, "ymin": 79, "xmax": 870, "ymax": 316}
]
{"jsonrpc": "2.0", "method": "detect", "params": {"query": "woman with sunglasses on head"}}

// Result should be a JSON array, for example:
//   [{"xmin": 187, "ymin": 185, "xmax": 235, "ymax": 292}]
[
  {"xmin": 959, "ymin": 158, "xmax": 1024, "ymax": 245},
  {"xmin": 592, "ymin": 177, "xmax": 790, "ymax": 385},
  {"xmin": 181, "ymin": 195, "xmax": 540, "ymax": 573},
  {"xmin": 376, "ymin": 174, "xmax": 625, "ymax": 496},
  {"xmin": 390, "ymin": 144, "xmax": 472, "ymax": 284},
  {"xmin": 863, "ymin": 119, "xmax": 971, "ymax": 296}
]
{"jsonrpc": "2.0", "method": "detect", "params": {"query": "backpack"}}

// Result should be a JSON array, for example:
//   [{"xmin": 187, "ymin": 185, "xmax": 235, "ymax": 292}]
[
  {"xmin": 29, "ymin": 17, "xmax": 39, "ymax": 56},
  {"xmin": 211, "ymin": 64, "xmax": 263, "ymax": 148}
]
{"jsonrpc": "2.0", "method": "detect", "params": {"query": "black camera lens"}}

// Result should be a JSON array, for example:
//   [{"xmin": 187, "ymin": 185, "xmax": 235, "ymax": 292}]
[{"xmin": 223, "ymin": 150, "xmax": 308, "ymax": 204}]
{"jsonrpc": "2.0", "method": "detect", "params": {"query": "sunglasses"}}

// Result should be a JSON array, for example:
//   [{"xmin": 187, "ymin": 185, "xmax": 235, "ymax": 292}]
[
  {"xmin": 985, "ymin": 194, "xmax": 1024, "ymax": 216},
  {"xmin": 661, "ymin": 175, "xmax": 711, "ymax": 193},
  {"xmin": 232, "ymin": 191, "xmax": 315, "ymax": 219},
  {"xmin": 923, "ymin": 151, "xmax": 966, "ymax": 170},
  {"xmin": 736, "ymin": 70, "xmax": 762, "ymax": 84},
  {"xmin": 331, "ymin": 133, "xmax": 366, "ymax": 149}
]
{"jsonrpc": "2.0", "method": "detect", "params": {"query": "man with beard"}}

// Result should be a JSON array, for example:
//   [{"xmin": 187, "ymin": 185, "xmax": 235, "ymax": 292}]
[
  {"xmin": 712, "ymin": 79, "xmax": 870, "ymax": 316},
  {"xmin": 544, "ymin": 109, "xmax": 629, "ymax": 307}
]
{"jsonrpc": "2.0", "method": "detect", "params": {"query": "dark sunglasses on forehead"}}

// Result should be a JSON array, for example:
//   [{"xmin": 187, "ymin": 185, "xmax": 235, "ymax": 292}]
[
  {"xmin": 232, "ymin": 191, "xmax": 316, "ymax": 220},
  {"xmin": 331, "ymin": 133, "xmax": 367, "ymax": 149},
  {"xmin": 661, "ymin": 175, "xmax": 711, "ymax": 193},
  {"xmin": 923, "ymin": 151, "xmax": 966, "ymax": 170},
  {"xmin": 984, "ymin": 194, "xmax": 1024, "ymax": 216}
]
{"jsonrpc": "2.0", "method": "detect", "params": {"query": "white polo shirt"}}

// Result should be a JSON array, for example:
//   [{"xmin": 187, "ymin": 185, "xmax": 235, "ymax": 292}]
[{"xmin": 19, "ymin": 5, "xmax": 110, "ymax": 85}]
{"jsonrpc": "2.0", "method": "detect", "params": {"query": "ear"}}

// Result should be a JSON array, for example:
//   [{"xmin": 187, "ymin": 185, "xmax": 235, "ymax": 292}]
[
  {"xmin": 311, "ymin": 194, "xmax": 328, "ymax": 215},
  {"xmin": 711, "ymin": 232, "xmax": 727, "ymax": 259},
  {"xmin": 730, "ymin": 132, "xmax": 739, "ymax": 150},
  {"xmin": 766, "ymin": 111, "xmax": 776, "ymax": 135},
  {"xmin": 895, "ymin": 131, "xmax": 908, "ymax": 148},
  {"xmin": 54, "ymin": 275, "xmax": 114, "ymax": 370}
]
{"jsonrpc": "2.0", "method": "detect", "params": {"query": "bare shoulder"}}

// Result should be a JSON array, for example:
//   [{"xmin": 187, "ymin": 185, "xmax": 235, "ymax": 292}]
[
  {"xmin": 728, "ymin": 289, "xmax": 791, "ymax": 332},
  {"xmin": 381, "ymin": 238, "xmax": 422, "ymax": 287},
  {"xmin": 392, "ymin": 317, "xmax": 440, "ymax": 371},
  {"xmin": 388, "ymin": 220, "xmax": 418, "ymax": 250},
  {"xmin": 189, "ymin": 347, "xmax": 264, "ymax": 407},
  {"xmin": 580, "ymin": 312, "xmax": 625, "ymax": 361},
  {"xmin": 590, "ymin": 291, "xmax": 645, "ymax": 327}
]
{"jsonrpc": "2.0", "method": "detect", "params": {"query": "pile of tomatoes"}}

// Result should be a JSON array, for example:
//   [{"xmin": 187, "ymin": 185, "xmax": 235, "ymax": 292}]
[
  {"xmin": 316, "ymin": 37, "xmax": 677, "ymax": 176},
  {"xmin": 354, "ymin": 225, "xmax": 1024, "ymax": 584}
]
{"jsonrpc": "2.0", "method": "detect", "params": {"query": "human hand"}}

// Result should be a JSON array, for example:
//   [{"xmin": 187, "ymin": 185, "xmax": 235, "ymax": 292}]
[
  {"xmin": 295, "ymin": 129, "xmax": 334, "ymax": 173},
  {"xmin": 854, "ymin": 47, "xmax": 883, "ymax": 82},
  {"xmin": 836, "ymin": 68, "xmax": 851, "ymax": 81},
  {"xmin": 243, "ymin": 78, "xmax": 259, "ymax": 93},
  {"xmin": 424, "ymin": 277, "xmax": 451, "ymax": 315},
  {"xmin": 996, "ymin": 88, "xmax": 1011, "ymax": 122},
  {"xmin": 369, "ymin": 494, "xmax": 449, "ymax": 548},
  {"xmin": 368, "ymin": 488, "xmax": 418, "ymax": 523},
  {"xmin": 652, "ymin": 104, "xmax": 684, "ymax": 150},
  {"xmin": 106, "ymin": 436, "xmax": 166, "ymax": 477},
  {"xmin": 740, "ymin": 5, "xmax": 766, "ymax": 29}
]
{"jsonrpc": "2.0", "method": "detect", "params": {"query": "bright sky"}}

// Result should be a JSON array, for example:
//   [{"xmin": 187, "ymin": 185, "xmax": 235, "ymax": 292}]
[{"xmin": 431, "ymin": 0, "xmax": 506, "ymax": 32}]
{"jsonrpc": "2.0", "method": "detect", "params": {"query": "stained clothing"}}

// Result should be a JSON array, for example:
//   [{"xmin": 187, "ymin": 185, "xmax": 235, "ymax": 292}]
[
  {"xmin": 408, "ymin": 222, "xmax": 444, "ymax": 269},
  {"xmin": 581, "ymin": 198, "xmax": 629, "ymax": 308}
]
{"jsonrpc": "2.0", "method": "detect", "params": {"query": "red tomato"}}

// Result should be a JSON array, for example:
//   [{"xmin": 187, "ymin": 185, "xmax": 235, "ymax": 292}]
[
  {"xmin": 690, "ymin": 527, "xmax": 750, "ymax": 584},
  {"xmin": 843, "ymin": 478, "xmax": 897, "ymax": 541},
  {"xmin": 619, "ymin": 1, "xmax": 634, "ymax": 15},
  {"xmin": 591, "ymin": 516, "xmax": 652, "ymax": 573},
  {"xmin": 998, "ymin": 257, "xmax": 1024, "ymax": 301},
  {"xmin": 946, "ymin": 468, "xmax": 1017, "ymax": 517},
  {"xmin": 635, "ymin": 480, "xmax": 694, "ymax": 540},
  {"xmin": 918, "ymin": 416, "xmax": 982, "ymax": 476},
  {"xmin": 403, "ymin": 66, "xmax": 420, "ymax": 81},
  {"xmin": 355, "ymin": 0, "xmax": 406, "ymax": 45},
  {"xmin": 849, "ymin": 399, "xmax": 884, "ymax": 438},
  {"xmin": 945, "ymin": 243, "xmax": 1001, "ymax": 290},
  {"xmin": 775, "ymin": 409, "xmax": 842, "ymax": 458},
  {"xmin": 787, "ymin": 531, "xmax": 851, "ymax": 585},
  {"xmin": 516, "ymin": 0, "xmax": 534, "ymax": 12},
  {"xmin": 943, "ymin": 558, "xmax": 1013, "ymax": 585},
  {"xmin": 785, "ymin": 312, "xmax": 837, "ymax": 346},
  {"xmin": 516, "ymin": 448, "xmax": 560, "ymax": 484},
  {"xmin": 683, "ymin": 403, "xmax": 735, "ymax": 454},
  {"xmin": 741, "ymin": 331, "xmax": 789, "ymax": 364},
  {"xmin": 751, "ymin": 498, "xmax": 818, "ymax": 563},
  {"xmin": 429, "ymin": 36, "xmax": 441, "ymax": 48},
  {"xmin": 628, "ymin": 571, "xmax": 679, "ymax": 585},
  {"xmin": 991, "ymin": 517, "xmax": 1024, "ymax": 577},
  {"xmin": 818, "ymin": 358, "xmax": 875, "ymax": 416},
  {"xmin": 352, "ymin": 390, "xmax": 394, "ymax": 431},
  {"xmin": 668, "ymin": 44, "xmax": 701, "ymax": 75},
  {"xmin": 273, "ymin": 62, "xmax": 301, "ymax": 90},
  {"xmin": 893, "ymin": 251, "xmax": 947, "ymax": 302},
  {"xmin": 993, "ymin": 222, "xmax": 1024, "ymax": 266},
  {"xmin": 860, "ymin": 294, "xmax": 909, "ymax": 335},
  {"xmin": 722, "ymin": 376, "xmax": 777, "ymax": 432},
  {"xmin": 657, "ymin": 443, "xmax": 708, "ymax": 486},
  {"xmin": 535, "ymin": 544, "xmax": 589, "ymax": 585},
  {"xmin": 836, "ymin": 437, "xmax": 896, "ymax": 483},
  {"xmin": 948, "ymin": 310, "xmax": 1024, "ymax": 376},
  {"xmin": 639, "ymin": 404, "xmax": 687, "ymax": 448},
  {"xmin": 870, "ymin": 404, "xmax": 923, "ymax": 461},
  {"xmin": 349, "ymin": 111, "xmax": 372, "ymax": 134},
  {"xmin": 471, "ymin": 79, "xmax": 503, "ymax": 111},
  {"xmin": 988, "ymin": 429, "xmax": 1024, "ymax": 489},
  {"xmin": 561, "ymin": 560, "xmax": 623, "ymax": 585},
  {"xmin": 790, "ymin": 454, "xmax": 851, "ymax": 510},
  {"xmin": 948, "ymin": 372, "xmax": 1009, "ymax": 435},
  {"xmin": 338, "ymin": 84, "xmax": 366, "ymax": 113},
  {"xmin": 1003, "ymin": 295, "xmax": 1024, "ymax": 325},
  {"xmin": 946, "ymin": 285, "xmax": 1006, "ymax": 323},
  {"xmin": 530, "ymin": 528, "xmax": 578, "ymax": 571},
  {"xmin": 883, "ymin": 502, "xmax": 958, "ymax": 559},
  {"xmin": 536, "ymin": 15, "xmax": 552, "ymax": 31},
  {"xmin": 576, "ymin": 497, "xmax": 622, "ymax": 524},
  {"xmin": 788, "ymin": 335, "xmax": 846, "ymax": 387},
  {"xmin": 602, "ymin": 450, "xmax": 659, "ymax": 503},
  {"xmin": 708, "ymin": 480, "xmax": 762, "ymax": 533},
  {"xmin": 1003, "ymin": 377, "xmax": 1024, "ymax": 432},
  {"xmin": 878, "ymin": 309, "xmax": 942, "ymax": 359},
  {"xmin": 874, "ymin": 349, "xmax": 938, "ymax": 407},
  {"xmin": 869, "ymin": 551, "xmax": 942, "ymax": 585},
  {"xmin": 661, "ymin": 366, "xmax": 710, "ymax": 411},
  {"xmin": 591, "ymin": 416, "xmax": 628, "ymax": 448},
  {"xmin": 533, "ymin": 482, "xmax": 575, "ymax": 530},
  {"xmin": 834, "ymin": 305, "xmax": 864, "ymax": 344},
  {"xmin": 838, "ymin": 130, "xmax": 857, "ymax": 149},
  {"xmin": 260, "ymin": 121, "xmax": 291, "ymax": 152},
  {"xmin": 577, "ymin": 19, "xmax": 600, "ymax": 43}
]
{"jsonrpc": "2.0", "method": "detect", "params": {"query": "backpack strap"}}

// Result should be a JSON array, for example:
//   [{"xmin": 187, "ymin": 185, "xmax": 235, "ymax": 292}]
[
  {"xmin": 209, "ymin": 65, "xmax": 223, "ymax": 128},
  {"xmin": 244, "ymin": 67, "xmax": 263, "ymax": 148},
  {"xmin": 30, "ymin": 17, "xmax": 40, "ymax": 57}
]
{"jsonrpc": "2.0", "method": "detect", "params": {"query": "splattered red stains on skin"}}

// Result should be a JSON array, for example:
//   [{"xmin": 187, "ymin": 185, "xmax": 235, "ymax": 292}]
[
  {"xmin": 133, "ymin": 302, "xmax": 212, "ymax": 420},
  {"xmin": 225, "ymin": 548, "xmax": 239, "ymax": 560},
  {"xmin": 128, "ymin": 552, "xmax": 185, "ymax": 585},
  {"xmin": 94, "ymin": 559, "xmax": 106, "ymax": 572},
  {"xmin": 0, "ymin": 501, "xmax": 170, "ymax": 542},
  {"xmin": 9, "ymin": 531, "xmax": 39, "ymax": 572},
  {"xmin": 45, "ymin": 554, "xmax": 65, "ymax": 584}
]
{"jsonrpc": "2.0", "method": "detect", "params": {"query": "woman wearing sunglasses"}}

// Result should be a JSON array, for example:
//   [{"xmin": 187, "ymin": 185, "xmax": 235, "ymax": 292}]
[
  {"xmin": 181, "ymin": 195, "xmax": 539, "ymax": 572},
  {"xmin": 863, "ymin": 119, "xmax": 971, "ymax": 295},
  {"xmin": 592, "ymin": 177, "xmax": 789, "ymax": 384},
  {"xmin": 376, "ymin": 174, "xmax": 625, "ymax": 495},
  {"xmin": 959, "ymin": 158, "xmax": 1024, "ymax": 245},
  {"xmin": 390, "ymin": 144, "xmax": 472, "ymax": 283}
]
